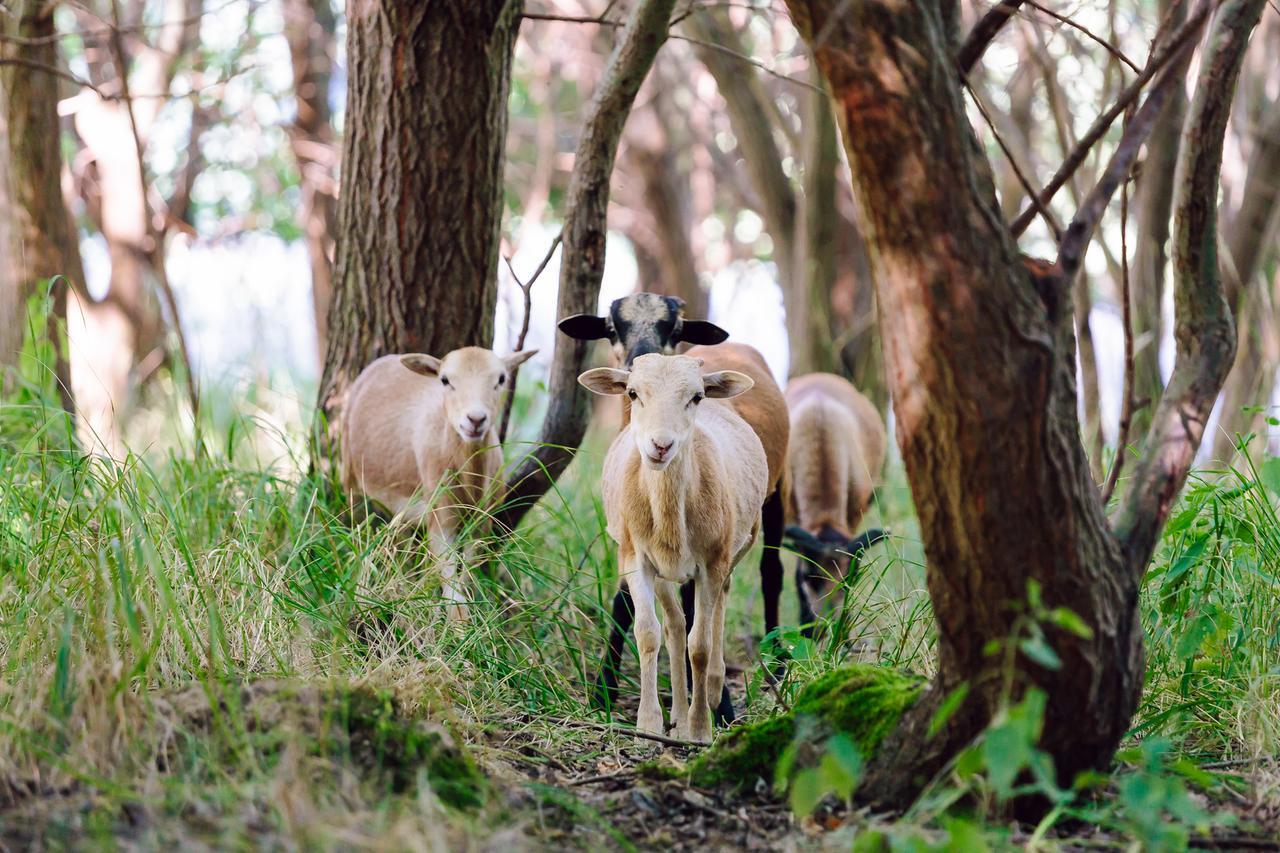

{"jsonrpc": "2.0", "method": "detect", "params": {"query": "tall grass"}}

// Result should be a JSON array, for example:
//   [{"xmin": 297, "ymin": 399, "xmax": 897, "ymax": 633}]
[{"xmin": 1, "ymin": 300, "xmax": 1277, "ymax": 845}]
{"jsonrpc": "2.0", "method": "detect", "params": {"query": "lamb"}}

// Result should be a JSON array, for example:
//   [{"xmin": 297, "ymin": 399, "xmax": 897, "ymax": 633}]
[
  {"xmin": 560, "ymin": 293, "xmax": 789, "ymax": 725},
  {"xmin": 782, "ymin": 372, "xmax": 889, "ymax": 633},
  {"xmin": 579, "ymin": 353, "xmax": 769, "ymax": 741},
  {"xmin": 341, "ymin": 346, "xmax": 536, "ymax": 619}
]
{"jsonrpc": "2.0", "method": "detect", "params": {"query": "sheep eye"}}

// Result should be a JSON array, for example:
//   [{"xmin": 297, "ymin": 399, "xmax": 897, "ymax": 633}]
[
  {"xmin": 627, "ymin": 389, "xmax": 638, "ymax": 401},
  {"xmin": 441, "ymin": 377, "xmax": 451, "ymax": 388},
  {"xmin": 497, "ymin": 375, "xmax": 506, "ymax": 388},
  {"xmin": 691, "ymin": 394, "xmax": 703, "ymax": 405}
]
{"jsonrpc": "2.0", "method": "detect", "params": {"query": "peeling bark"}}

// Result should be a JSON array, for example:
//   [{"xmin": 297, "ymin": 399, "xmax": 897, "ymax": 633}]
[{"xmin": 784, "ymin": 0, "xmax": 1260, "ymax": 810}]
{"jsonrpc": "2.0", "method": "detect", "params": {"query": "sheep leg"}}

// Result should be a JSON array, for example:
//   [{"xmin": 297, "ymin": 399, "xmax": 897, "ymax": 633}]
[
  {"xmin": 796, "ymin": 559, "xmax": 818, "ymax": 639},
  {"xmin": 760, "ymin": 487, "xmax": 785, "ymax": 638},
  {"xmin": 593, "ymin": 585, "xmax": 634, "ymax": 712},
  {"xmin": 688, "ymin": 574, "xmax": 725, "ymax": 744},
  {"xmin": 629, "ymin": 561, "xmax": 664, "ymax": 739},
  {"xmin": 682, "ymin": 581, "xmax": 735, "ymax": 726},
  {"xmin": 427, "ymin": 516, "xmax": 469, "ymax": 622},
  {"xmin": 654, "ymin": 580, "xmax": 689, "ymax": 739}
]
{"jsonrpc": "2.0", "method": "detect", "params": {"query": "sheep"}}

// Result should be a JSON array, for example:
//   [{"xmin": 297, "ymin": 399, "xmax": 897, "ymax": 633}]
[
  {"xmin": 341, "ymin": 346, "xmax": 537, "ymax": 619},
  {"xmin": 579, "ymin": 353, "xmax": 769, "ymax": 741},
  {"xmin": 560, "ymin": 293, "xmax": 789, "ymax": 725},
  {"xmin": 782, "ymin": 372, "xmax": 889, "ymax": 633}
]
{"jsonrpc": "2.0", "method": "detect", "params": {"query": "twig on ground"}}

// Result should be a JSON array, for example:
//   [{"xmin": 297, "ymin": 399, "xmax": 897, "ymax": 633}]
[
  {"xmin": 569, "ymin": 769, "xmax": 638, "ymax": 786},
  {"xmin": 558, "ymin": 717, "xmax": 704, "ymax": 750}
]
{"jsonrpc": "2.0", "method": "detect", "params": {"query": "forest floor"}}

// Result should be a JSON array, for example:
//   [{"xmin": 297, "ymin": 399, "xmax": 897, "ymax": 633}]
[{"xmin": 2, "ymin": 378, "xmax": 1279, "ymax": 850}]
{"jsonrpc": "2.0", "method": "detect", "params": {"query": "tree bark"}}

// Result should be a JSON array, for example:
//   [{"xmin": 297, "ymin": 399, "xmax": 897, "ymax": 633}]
[
  {"xmin": 784, "ymin": 0, "xmax": 1259, "ymax": 810},
  {"xmin": 0, "ymin": 0, "xmax": 85, "ymax": 413},
  {"xmin": 497, "ymin": 0, "xmax": 679, "ymax": 529},
  {"xmin": 284, "ymin": 0, "xmax": 339, "ymax": 365},
  {"xmin": 316, "ymin": 0, "xmax": 524, "ymax": 452}
]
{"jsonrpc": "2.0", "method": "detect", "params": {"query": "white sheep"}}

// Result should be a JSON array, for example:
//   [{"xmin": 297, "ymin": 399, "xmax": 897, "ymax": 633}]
[
  {"xmin": 783, "ymin": 372, "xmax": 888, "ymax": 630},
  {"xmin": 579, "ymin": 353, "xmax": 768, "ymax": 742},
  {"xmin": 342, "ymin": 346, "xmax": 536, "ymax": 618}
]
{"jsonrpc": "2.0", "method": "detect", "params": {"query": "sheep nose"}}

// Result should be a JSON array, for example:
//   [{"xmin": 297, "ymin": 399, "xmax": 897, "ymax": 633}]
[
  {"xmin": 651, "ymin": 438, "xmax": 673, "ymax": 457},
  {"xmin": 466, "ymin": 411, "xmax": 488, "ymax": 429}
]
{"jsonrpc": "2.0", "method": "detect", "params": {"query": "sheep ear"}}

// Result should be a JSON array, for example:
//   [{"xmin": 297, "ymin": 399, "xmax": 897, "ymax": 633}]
[
  {"xmin": 702, "ymin": 369, "xmax": 754, "ymax": 399},
  {"xmin": 677, "ymin": 320, "xmax": 729, "ymax": 345},
  {"xmin": 400, "ymin": 354, "xmax": 441, "ymax": 377},
  {"xmin": 784, "ymin": 525, "xmax": 825, "ymax": 555},
  {"xmin": 559, "ymin": 314, "xmax": 612, "ymax": 340},
  {"xmin": 505, "ymin": 349, "xmax": 538, "ymax": 369},
  {"xmin": 578, "ymin": 367, "xmax": 630, "ymax": 395}
]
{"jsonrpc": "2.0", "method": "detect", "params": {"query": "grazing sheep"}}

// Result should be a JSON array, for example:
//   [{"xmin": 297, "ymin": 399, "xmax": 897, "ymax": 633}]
[
  {"xmin": 560, "ymin": 294, "xmax": 789, "ymax": 725},
  {"xmin": 782, "ymin": 372, "xmax": 889, "ymax": 632},
  {"xmin": 579, "ymin": 354, "xmax": 769, "ymax": 741},
  {"xmin": 341, "ymin": 347, "xmax": 536, "ymax": 618}
]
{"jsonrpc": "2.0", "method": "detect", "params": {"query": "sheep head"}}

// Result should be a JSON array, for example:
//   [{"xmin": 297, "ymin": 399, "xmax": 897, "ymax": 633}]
[
  {"xmin": 400, "ymin": 347, "xmax": 536, "ymax": 443},
  {"xmin": 578, "ymin": 353, "xmax": 753, "ymax": 471},
  {"xmin": 558, "ymin": 293, "xmax": 729, "ymax": 367}
]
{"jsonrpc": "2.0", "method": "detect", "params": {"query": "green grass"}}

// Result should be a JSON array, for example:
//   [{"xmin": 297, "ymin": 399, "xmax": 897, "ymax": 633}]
[{"xmin": 1, "ymin": 317, "xmax": 1278, "ymax": 847}]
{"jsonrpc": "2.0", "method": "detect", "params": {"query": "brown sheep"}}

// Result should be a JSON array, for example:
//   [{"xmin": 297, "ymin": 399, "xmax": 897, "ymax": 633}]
[{"xmin": 783, "ymin": 372, "xmax": 889, "ymax": 632}]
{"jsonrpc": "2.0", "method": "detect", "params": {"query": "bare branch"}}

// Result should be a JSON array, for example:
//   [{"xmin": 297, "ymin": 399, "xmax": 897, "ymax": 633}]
[
  {"xmin": 0, "ymin": 56, "xmax": 109, "ymax": 97},
  {"xmin": 1114, "ymin": 0, "xmax": 1267, "ymax": 568},
  {"xmin": 107, "ymin": 0, "xmax": 200, "ymax": 422},
  {"xmin": 964, "ymin": 80, "xmax": 1062, "ymax": 239},
  {"xmin": 957, "ymin": 1, "xmax": 1026, "ymax": 74},
  {"xmin": 1055, "ymin": 9, "xmax": 1205, "ymax": 280},
  {"xmin": 1010, "ymin": 1, "xmax": 1212, "ymax": 237},
  {"xmin": 498, "ymin": 0, "xmax": 680, "ymax": 530},
  {"xmin": 1102, "ymin": 176, "xmax": 1137, "ymax": 505},
  {"xmin": 499, "ymin": 234, "xmax": 562, "ymax": 443},
  {"xmin": 1024, "ymin": 0, "xmax": 1141, "ymax": 74}
]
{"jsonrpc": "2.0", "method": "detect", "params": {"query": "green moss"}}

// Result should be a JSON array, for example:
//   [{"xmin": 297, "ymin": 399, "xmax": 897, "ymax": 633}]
[
  {"xmin": 165, "ymin": 680, "xmax": 487, "ymax": 811},
  {"xmin": 336, "ymin": 687, "xmax": 487, "ymax": 810},
  {"xmin": 658, "ymin": 664, "xmax": 923, "ymax": 789}
]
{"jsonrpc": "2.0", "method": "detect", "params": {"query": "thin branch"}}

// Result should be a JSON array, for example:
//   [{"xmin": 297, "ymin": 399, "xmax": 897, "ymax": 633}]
[
  {"xmin": 957, "ymin": 0, "xmax": 1026, "ymax": 74},
  {"xmin": 1102, "ymin": 174, "xmax": 1136, "ymax": 505},
  {"xmin": 1055, "ymin": 9, "xmax": 1205, "ymax": 280},
  {"xmin": 669, "ymin": 33, "xmax": 824, "ymax": 93},
  {"xmin": 498, "ymin": 233, "xmax": 561, "ymax": 443},
  {"xmin": 964, "ymin": 80, "xmax": 1062, "ymax": 239},
  {"xmin": 0, "ymin": 56, "xmax": 109, "ymax": 97},
  {"xmin": 1010, "ymin": 1, "xmax": 1212, "ymax": 237},
  {"xmin": 107, "ymin": 0, "xmax": 201, "ymax": 423},
  {"xmin": 1114, "ymin": 0, "xmax": 1266, "ymax": 569},
  {"xmin": 1024, "ymin": 0, "xmax": 1142, "ymax": 74},
  {"xmin": 521, "ymin": 8, "xmax": 822, "ymax": 92}
]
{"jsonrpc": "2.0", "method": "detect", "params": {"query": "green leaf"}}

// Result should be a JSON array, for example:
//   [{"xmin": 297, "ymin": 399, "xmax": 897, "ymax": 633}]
[
  {"xmin": 1047, "ymin": 607, "xmax": 1093, "ymax": 639},
  {"xmin": 1174, "ymin": 612, "xmax": 1217, "ymax": 661},
  {"xmin": 1019, "ymin": 635, "xmax": 1062, "ymax": 671},
  {"xmin": 927, "ymin": 682, "xmax": 970, "ymax": 738},
  {"xmin": 788, "ymin": 767, "xmax": 826, "ymax": 817},
  {"xmin": 1260, "ymin": 458, "xmax": 1280, "ymax": 498}
]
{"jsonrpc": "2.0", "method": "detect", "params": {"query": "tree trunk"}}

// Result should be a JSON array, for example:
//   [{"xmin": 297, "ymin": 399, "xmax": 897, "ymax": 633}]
[
  {"xmin": 0, "ymin": 0, "xmax": 85, "ymax": 414},
  {"xmin": 496, "ymin": 0, "xmax": 679, "ymax": 529},
  {"xmin": 284, "ymin": 0, "xmax": 339, "ymax": 366},
  {"xmin": 784, "ymin": 0, "xmax": 1259, "ymax": 810},
  {"xmin": 315, "ymin": 0, "xmax": 524, "ymax": 451},
  {"xmin": 620, "ymin": 89, "xmax": 707, "ymax": 316},
  {"xmin": 788, "ymin": 75, "xmax": 841, "ymax": 377},
  {"xmin": 1129, "ymin": 0, "xmax": 1186, "ymax": 436}
]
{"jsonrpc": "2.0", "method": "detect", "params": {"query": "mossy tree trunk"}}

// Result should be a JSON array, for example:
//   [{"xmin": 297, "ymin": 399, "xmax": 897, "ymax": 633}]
[
  {"xmin": 0, "ymin": 0, "xmax": 85, "ymax": 412},
  {"xmin": 316, "ymin": 0, "xmax": 524, "ymax": 455},
  {"xmin": 784, "ymin": 0, "xmax": 1262, "ymax": 810}
]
